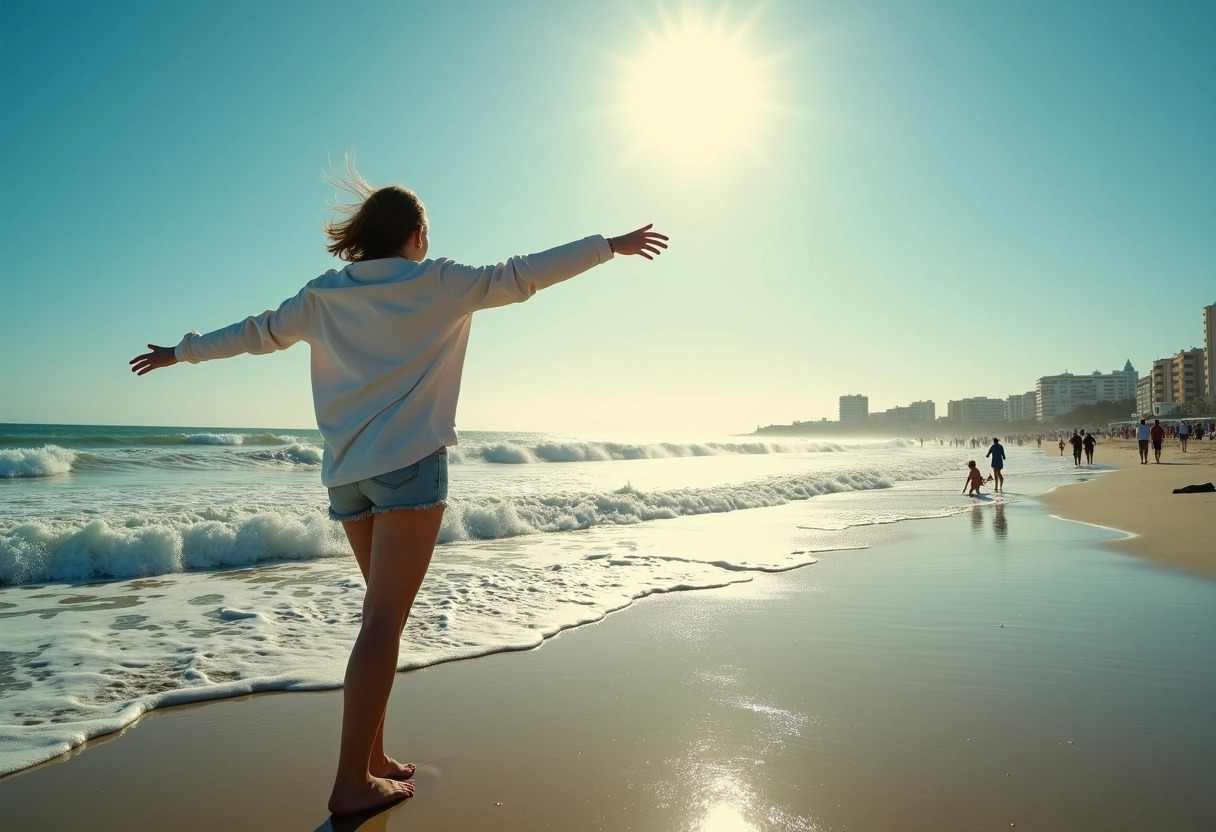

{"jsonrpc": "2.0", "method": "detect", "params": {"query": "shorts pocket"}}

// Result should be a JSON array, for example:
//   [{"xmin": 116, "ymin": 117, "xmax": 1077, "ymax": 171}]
[{"xmin": 372, "ymin": 463, "xmax": 421, "ymax": 489}]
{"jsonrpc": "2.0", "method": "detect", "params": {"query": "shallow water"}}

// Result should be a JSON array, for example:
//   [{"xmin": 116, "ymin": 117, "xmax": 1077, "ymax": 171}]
[{"xmin": 1, "ymin": 424, "xmax": 1069, "ymax": 774}]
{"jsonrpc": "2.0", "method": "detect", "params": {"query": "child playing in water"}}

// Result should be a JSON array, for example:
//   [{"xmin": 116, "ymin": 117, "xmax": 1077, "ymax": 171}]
[{"xmin": 963, "ymin": 460, "xmax": 986, "ymax": 496}]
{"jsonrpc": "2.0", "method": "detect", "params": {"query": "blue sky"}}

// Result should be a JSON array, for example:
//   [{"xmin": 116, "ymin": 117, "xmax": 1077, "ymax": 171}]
[{"xmin": 1, "ymin": 0, "xmax": 1213, "ymax": 434}]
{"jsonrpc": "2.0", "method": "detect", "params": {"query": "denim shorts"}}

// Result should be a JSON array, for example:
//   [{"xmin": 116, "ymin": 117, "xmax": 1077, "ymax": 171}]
[{"xmin": 327, "ymin": 447, "xmax": 448, "ymax": 521}]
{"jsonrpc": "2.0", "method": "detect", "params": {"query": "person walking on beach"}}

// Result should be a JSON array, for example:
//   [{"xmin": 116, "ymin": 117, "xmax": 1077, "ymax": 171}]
[
  {"xmin": 1136, "ymin": 419, "xmax": 1151, "ymax": 464},
  {"xmin": 1150, "ymin": 419, "xmax": 1166, "ymax": 463},
  {"xmin": 1058, "ymin": 437, "xmax": 1066, "ymax": 456},
  {"xmin": 985, "ymin": 437, "xmax": 1006, "ymax": 492},
  {"xmin": 1082, "ymin": 429, "xmax": 1096, "ymax": 465},
  {"xmin": 1179, "ymin": 420, "xmax": 1190, "ymax": 452},
  {"xmin": 1068, "ymin": 430, "xmax": 1083, "ymax": 467},
  {"xmin": 130, "ymin": 164, "xmax": 669, "ymax": 816}
]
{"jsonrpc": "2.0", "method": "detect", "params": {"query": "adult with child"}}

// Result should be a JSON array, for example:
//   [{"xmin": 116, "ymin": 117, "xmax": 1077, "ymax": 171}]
[
  {"xmin": 129, "ymin": 163, "xmax": 669, "ymax": 816},
  {"xmin": 985, "ymin": 437, "xmax": 1006, "ymax": 492}
]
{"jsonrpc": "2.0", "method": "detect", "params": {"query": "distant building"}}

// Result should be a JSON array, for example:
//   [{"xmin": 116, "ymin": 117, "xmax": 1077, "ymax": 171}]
[
  {"xmin": 1035, "ymin": 361, "xmax": 1137, "ymax": 422},
  {"xmin": 947, "ymin": 397, "xmax": 1006, "ymax": 422},
  {"xmin": 1205, "ymin": 304, "xmax": 1216, "ymax": 398},
  {"xmin": 1172, "ymin": 348, "xmax": 1205, "ymax": 403},
  {"xmin": 1151, "ymin": 358, "xmax": 1175, "ymax": 408},
  {"xmin": 1004, "ymin": 391, "xmax": 1037, "ymax": 422},
  {"xmin": 839, "ymin": 395, "xmax": 869, "ymax": 422},
  {"xmin": 869, "ymin": 400, "xmax": 936, "ymax": 422},
  {"xmin": 1136, "ymin": 375, "xmax": 1154, "ymax": 416}
]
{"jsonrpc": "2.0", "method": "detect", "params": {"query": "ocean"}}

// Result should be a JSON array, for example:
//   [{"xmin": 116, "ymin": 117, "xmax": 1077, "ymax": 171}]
[{"xmin": 0, "ymin": 423, "xmax": 1072, "ymax": 774}]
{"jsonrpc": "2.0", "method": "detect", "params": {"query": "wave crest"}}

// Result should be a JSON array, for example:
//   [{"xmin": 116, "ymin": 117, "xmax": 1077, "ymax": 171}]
[{"xmin": 0, "ymin": 445, "xmax": 76, "ymax": 478}]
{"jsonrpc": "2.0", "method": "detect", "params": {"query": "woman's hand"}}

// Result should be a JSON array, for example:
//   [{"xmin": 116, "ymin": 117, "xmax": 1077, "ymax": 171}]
[
  {"xmin": 609, "ymin": 224, "xmax": 669, "ymax": 260},
  {"xmin": 129, "ymin": 344, "xmax": 179, "ymax": 376}
]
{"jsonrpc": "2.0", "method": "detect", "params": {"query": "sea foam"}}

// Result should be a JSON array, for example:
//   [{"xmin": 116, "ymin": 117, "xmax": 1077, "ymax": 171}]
[{"xmin": 0, "ymin": 445, "xmax": 76, "ymax": 478}]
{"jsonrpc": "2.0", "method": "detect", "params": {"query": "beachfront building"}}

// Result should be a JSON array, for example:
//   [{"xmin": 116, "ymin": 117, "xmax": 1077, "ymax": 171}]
[
  {"xmin": 1035, "ymin": 361, "xmax": 1137, "ymax": 422},
  {"xmin": 1136, "ymin": 375, "xmax": 1154, "ymax": 416},
  {"xmin": 1004, "ymin": 391, "xmax": 1037, "ymax": 422},
  {"xmin": 839, "ymin": 395, "xmax": 869, "ymax": 423},
  {"xmin": 1151, "ymin": 358, "xmax": 1176, "ymax": 409},
  {"xmin": 1203, "ymin": 303, "xmax": 1215, "ymax": 397},
  {"xmin": 1172, "ymin": 348, "xmax": 1205, "ymax": 403},
  {"xmin": 947, "ymin": 397, "xmax": 1006, "ymax": 422},
  {"xmin": 869, "ymin": 400, "xmax": 936, "ymax": 423}
]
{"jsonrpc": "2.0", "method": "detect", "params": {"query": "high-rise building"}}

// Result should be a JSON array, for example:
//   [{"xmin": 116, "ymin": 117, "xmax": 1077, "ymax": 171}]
[
  {"xmin": 839, "ymin": 395, "xmax": 869, "ymax": 422},
  {"xmin": 1172, "ymin": 348, "xmax": 1205, "ymax": 404},
  {"xmin": 1136, "ymin": 375, "xmax": 1154, "ymax": 416},
  {"xmin": 1151, "ymin": 358, "xmax": 1175, "ymax": 408},
  {"xmin": 1035, "ymin": 361, "xmax": 1137, "ymax": 421},
  {"xmin": 1004, "ymin": 391, "xmax": 1037, "ymax": 422},
  {"xmin": 1203, "ymin": 303, "xmax": 1215, "ymax": 398},
  {"xmin": 947, "ymin": 397, "xmax": 1007, "ymax": 422}
]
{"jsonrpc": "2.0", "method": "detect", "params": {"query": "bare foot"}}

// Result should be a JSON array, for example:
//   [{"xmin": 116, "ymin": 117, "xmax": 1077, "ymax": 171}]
[
  {"xmin": 373, "ymin": 757, "xmax": 416, "ymax": 780},
  {"xmin": 328, "ymin": 775, "xmax": 414, "ymax": 816}
]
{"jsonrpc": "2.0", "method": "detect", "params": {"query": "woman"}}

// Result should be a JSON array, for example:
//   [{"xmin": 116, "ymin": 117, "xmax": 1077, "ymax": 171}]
[{"xmin": 130, "ymin": 167, "xmax": 668, "ymax": 815}]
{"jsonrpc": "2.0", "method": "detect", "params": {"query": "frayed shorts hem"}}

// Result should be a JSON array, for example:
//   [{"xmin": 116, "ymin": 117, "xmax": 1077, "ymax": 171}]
[{"xmin": 328, "ymin": 500, "xmax": 448, "ymax": 522}]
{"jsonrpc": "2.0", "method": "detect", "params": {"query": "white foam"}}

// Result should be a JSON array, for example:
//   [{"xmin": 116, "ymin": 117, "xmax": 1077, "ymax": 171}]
[
  {"xmin": 453, "ymin": 438, "xmax": 846, "ymax": 464},
  {"xmin": 0, "ymin": 445, "xmax": 76, "ymax": 478},
  {"xmin": 0, "ymin": 503, "xmax": 831, "ymax": 775}
]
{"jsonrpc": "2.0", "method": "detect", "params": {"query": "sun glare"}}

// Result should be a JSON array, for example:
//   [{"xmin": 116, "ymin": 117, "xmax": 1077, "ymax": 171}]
[{"xmin": 620, "ymin": 7, "xmax": 775, "ymax": 170}]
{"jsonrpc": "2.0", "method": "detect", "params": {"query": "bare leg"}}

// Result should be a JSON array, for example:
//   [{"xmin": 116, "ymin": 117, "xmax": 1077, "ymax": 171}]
[
  {"xmin": 328, "ymin": 507, "xmax": 444, "ymax": 815},
  {"xmin": 340, "ymin": 518, "xmax": 417, "ymax": 781}
]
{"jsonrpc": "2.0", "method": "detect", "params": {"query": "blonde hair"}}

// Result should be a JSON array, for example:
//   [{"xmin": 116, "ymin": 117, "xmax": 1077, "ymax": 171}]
[{"xmin": 323, "ymin": 158, "xmax": 426, "ymax": 262}]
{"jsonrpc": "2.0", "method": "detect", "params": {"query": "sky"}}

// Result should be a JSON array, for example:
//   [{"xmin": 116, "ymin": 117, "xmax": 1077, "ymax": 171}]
[{"xmin": 1, "ymin": 0, "xmax": 1213, "ymax": 435}]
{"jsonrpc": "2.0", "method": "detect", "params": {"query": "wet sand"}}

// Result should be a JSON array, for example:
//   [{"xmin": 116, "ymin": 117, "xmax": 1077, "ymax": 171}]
[
  {"xmin": 1040, "ymin": 436, "xmax": 1216, "ymax": 579},
  {"xmin": 3, "ymin": 492, "xmax": 1214, "ymax": 831}
]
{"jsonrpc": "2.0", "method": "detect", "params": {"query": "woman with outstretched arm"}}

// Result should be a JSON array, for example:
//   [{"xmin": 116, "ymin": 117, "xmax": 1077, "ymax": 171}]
[{"xmin": 130, "ymin": 168, "xmax": 668, "ymax": 815}]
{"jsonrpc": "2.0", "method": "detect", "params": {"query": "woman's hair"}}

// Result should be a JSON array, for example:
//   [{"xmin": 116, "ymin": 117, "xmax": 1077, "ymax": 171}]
[{"xmin": 323, "ymin": 159, "xmax": 426, "ymax": 262}]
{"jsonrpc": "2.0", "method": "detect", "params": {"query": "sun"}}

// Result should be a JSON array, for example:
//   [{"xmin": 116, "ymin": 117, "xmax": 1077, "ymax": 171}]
[{"xmin": 619, "ymin": 7, "xmax": 777, "ymax": 171}]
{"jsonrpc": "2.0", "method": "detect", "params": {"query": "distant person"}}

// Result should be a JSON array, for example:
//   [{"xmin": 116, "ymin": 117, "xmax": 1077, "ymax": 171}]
[
  {"xmin": 963, "ymin": 460, "xmax": 986, "ymax": 496},
  {"xmin": 1082, "ymin": 430, "xmax": 1096, "ymax": 464},
  {"xmin": 1195, "ymin": 422, "xmax": 1205, "ymax": 442},
  {"xmin": 1068, "ymin": 430, "xmax": 1083, "ymax": 466},
  {"xmin": 1136, "ymin": 419, "xmax": 1150, "ymax": 464},
  {"xmin": 985, "ymin": 437, "xmax": 1006, "ymax": 492},
  {"xmin": 1150, "ymin": 419, "xmax": 1166, "ymax": 463},
  {"xmin": 130, "ymin": 161, "xmax": 669, "ymax": 816},
  {"xmin": 1179, "ymin": 420, "xmax": 1190, "ymax": 452},
  {"xmin": 1058, "ymin": 437, "xmax": 1066, "ymax": 456}
]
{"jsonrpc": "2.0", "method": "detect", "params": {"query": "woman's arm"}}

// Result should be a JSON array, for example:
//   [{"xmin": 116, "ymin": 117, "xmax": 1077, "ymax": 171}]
[
  {"xmin": 130, "ymin": 286, "xmax": 315, "ymax": 375},
  {"xmin": 439, "ymin": 225, "xmax": 668, "ymax": 313}
]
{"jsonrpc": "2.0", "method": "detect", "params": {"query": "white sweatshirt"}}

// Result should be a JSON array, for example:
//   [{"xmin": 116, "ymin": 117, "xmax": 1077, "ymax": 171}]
[{"xmin": 176, "ymin": 235, "xmax": 614, "ymax": 486}]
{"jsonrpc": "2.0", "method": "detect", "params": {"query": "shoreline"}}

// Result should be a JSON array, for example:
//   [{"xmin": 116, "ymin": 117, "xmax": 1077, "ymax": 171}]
[
  {"xmin": 1037, "ymin": 437, "xmax": 1216, "ymax": 580},
  {"xmin": 3, "ymin": 495, "xmax": 1213, "ymax": 830}
]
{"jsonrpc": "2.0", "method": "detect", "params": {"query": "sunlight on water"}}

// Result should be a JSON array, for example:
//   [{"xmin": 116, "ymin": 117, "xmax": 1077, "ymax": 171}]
[{"xmin": 700, "ymin": 802, "xmax": 757, "ymax": 832}]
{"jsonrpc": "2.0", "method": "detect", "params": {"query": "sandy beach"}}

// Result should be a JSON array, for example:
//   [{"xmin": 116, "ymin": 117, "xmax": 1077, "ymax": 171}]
[
  {"xmin": 3, "ymin": 468, "xmax": 1215, "ymax": 831},
  {"xmin": 1039, "ymin": 436, "xmax": 1216, "ymax": 579}
]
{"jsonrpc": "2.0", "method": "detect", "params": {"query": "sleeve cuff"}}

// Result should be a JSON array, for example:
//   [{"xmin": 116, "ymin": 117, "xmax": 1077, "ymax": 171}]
[
  {"xmin": 174, "ymin": 333, "xmax": 199, "ymax": 364},
  {"xmin": 591, "ymin": 235, "xmax": 614, "ymax": 263}
]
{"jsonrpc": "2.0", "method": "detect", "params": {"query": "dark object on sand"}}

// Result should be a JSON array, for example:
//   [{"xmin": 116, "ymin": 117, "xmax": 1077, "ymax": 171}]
[{"xmin": 1171, "ymin": 482, "xmax": 1215, "ymax": 494}]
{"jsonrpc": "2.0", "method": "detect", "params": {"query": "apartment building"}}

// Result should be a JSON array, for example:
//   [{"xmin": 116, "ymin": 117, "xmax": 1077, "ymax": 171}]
[
  {"xmin": 1035, "ymin": 361, "xmax": 1137, "ymax": 421},
  {"xmin": 838, "ymin": 395, "xmax": 869, "ymax": 423}
]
